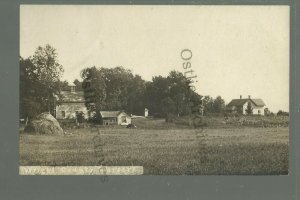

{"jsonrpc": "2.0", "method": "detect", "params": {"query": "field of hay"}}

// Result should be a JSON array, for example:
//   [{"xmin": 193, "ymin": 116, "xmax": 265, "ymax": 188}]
[{"xmin": 19, "ymin": 117, "xmax": 289, "ymax": 175}]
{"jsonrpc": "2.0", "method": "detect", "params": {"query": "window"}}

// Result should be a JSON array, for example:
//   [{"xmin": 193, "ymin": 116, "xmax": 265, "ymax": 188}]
[
  {"xmin": 258, "ymin": 110, "xmax": 261, "ymax": 115},
  {"xmin": 61, "ymin": 111, "xmax": 66, "ymax": 118},
  {"xmin": 122, "ymin": 116, "xmax": 126, "ymax": 123}
]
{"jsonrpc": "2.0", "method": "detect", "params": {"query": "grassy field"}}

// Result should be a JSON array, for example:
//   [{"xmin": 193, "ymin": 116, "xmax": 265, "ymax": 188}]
[{"xmin": 19, "ymin": 117, "xmax": 289, "ymax": 175}]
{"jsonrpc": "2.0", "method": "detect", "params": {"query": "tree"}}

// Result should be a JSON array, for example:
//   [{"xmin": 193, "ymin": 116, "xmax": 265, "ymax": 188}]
[
  {"xmin": 60, "ymin": 80, "xmax": 70, "ymax": 91},
  {"xmin": 202, "ymin": 96, "xmax": 214, "ymax": 115},
  {"xmin": 168, "ymin": 71, "xmax": 192, "ymax": 116},
  {"xmin": 264, "ymin": 108, "xmax": 271, "ymax": 116},
  {"xmin": 144, "ymin": 70, "xmax": 201, "ymax": 118},
  {"xmin": 31, "ymin": 44, "xmax": 64, "ymax": 113},
  {"xmin": 212, "ymin": 96, "xmax": 225, "ymax": 114},
  {"xmin": 73, "ymin": 79, "xmax": 83, "ymax": 91},
  {"xmin": 20, "ymin": 45, "xmax": 64, "ymax": 120},
  {"xmin": 20, "ymin": 57, "xmax": 43, "ymax": 120},
  {"xmin": 245, "ymin": 102, "xmax": 253, "ymax": 115},
  {"xmin": 144, "ymin": 75, "xmax": 170, "ymax": 116},
  {"xmin": 81, "ymin": 67, "xmax": 107, "ymax": 122},
  {"xmin": 127, "ymin": 75, "xmax": 146, "ymax": 115},
  {"xmin": 162, "ymin": 97, "xmax": 176, "ymax": 120},
  {"xmin": 189, "ymin": 91, "xmax": 202, "ymax": 115},
  {"xmin": 277, "ymin": 110, "xmax": 289, "ymax": 116},
  {"xmin": 99, "ymin": 66, "xmax": 133, "ymax": 111}
]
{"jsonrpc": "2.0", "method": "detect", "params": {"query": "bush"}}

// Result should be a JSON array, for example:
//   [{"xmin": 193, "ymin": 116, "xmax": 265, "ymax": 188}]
[
  {"xmin": 165, "ymin": 113, "xmax": 176, "ymax": 123},
  {"xmin": 277, "ymin": 110, "xmax": 289, "ymax": 116},
  {"xmin": 224, "ymin": 112, "xmax": 241, "ymax": 118},
  {"xmin": 76, "ymin": 111, "xmax": 86, "ymax": 123}
]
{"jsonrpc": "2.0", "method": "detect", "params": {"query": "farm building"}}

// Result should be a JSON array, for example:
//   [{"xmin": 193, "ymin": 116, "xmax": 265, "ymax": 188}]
[
  {"xmin": 100, "ymin": 111, "xmax": 131, "ymax": 125},
  {"xmin": 55, "ymin": 83, "xmax": 88, "ymax": 120},
  {"xmin": 226, "ymin": 95, "xmax": 266, "ymax": 115}
]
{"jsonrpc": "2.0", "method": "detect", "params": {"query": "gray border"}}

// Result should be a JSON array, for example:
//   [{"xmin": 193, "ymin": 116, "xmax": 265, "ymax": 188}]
[{"xmin": 0, "ymin": 0, "xmax": 298, "ymax": 199}]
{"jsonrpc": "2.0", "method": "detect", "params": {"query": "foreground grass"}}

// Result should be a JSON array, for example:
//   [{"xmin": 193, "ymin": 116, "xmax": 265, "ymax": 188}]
[{"xmin": 19, "ymin": 125, "xmax": 288, "ymax": 175}]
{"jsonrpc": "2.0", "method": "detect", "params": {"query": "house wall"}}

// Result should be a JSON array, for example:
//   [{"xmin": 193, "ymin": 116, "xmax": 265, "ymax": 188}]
[
  {"xmin": 56, "ymin": 102, "xmax": 88, "ymax": 119},
  {"xmin": 117, "ymin": 112, "xmax": 132, "ymax": 125},
  {"xmin": 252, "ymin": 107, "xmax": 264, "ymax": 115},
  {"xmin": 102, "ymin": 117, "xmax": 117, "ymax": 125},
  {"xmin": 242, "ymin": 101, "xmax": 264, "ymax": 115},
  {"xmin": 242, "ymin": 102, "xmax": 250, "ymax": 115}
]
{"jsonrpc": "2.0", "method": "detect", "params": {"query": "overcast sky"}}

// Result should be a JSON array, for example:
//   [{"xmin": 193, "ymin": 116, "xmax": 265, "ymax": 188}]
[{"xmin": 20, "ymin": 5, "xmax": 289, "ymax": 112}]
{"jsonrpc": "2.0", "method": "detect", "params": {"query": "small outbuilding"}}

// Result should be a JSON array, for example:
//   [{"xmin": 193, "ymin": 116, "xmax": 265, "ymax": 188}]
[{"xmin": 99, "ymin": 111, "xmax": 131, "ymax": 126}]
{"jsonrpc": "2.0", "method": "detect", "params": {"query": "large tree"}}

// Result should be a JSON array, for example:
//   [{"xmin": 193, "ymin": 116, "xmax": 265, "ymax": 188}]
[
  {"xmin": 144, "ymin": 71, "xmax": 201, "ymax": 117},
  {"xmin": 144, "ymin": 75, "xmax": 170, "ymax": 116},
  {"xmin": 99, "ymin": 67, "xmax": 133, "ymax": 111},
  {"xmin": 127, "ymin": 74, "xmax": 146, "ymax": 115},
  {"xmin": 20, "ymin": 44, "xmax": 64, "ymax": 121},
  {"xmin": 20, "ymin": 57, "xmax": 43, "ymax": 120},
  {"xmin": 81, "ymin": 66, "xmax": 107, "ymax": 122}
]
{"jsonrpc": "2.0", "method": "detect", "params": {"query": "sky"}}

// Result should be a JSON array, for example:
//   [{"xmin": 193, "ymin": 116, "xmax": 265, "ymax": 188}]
[{"xmin": 20, "ymin": 5, "xmax": 289, "ymax": 112}]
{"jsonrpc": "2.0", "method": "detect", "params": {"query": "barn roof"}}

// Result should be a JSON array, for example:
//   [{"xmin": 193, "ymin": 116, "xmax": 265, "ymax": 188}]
[
  {"xmin": 100, "ymin": 111, "xmax": 129, "ymax": 118},
  {"xmin": 227, "ymin": 98, "xmax": 265, "ymax": 107},
  {"xmin": 60, "ymin": 91, "xmax": 85, "ymax": 102}
]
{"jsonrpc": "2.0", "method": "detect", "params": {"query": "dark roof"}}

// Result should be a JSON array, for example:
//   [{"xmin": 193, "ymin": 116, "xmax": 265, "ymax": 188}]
[
  {"xmin": 100, "ymin": 111, "xmax": 129, "ymax": 118},
  {"xmin": 60, "ymin": 91, "xmax": 85, "ymax": 102},
  {"xmin": 251, "ymin": 99, "xmax": 266, "ymax": 106},
  {"xmin": 227, "ymin": 98, "xmax": 265, "ymax": 107},
  {"xmin": 227, "ymin": 99, "xmax": 248, "ymax": 107}
]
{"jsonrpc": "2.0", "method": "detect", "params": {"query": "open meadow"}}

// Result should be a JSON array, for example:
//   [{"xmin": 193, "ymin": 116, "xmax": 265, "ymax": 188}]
[{"xmin": 19, "ymin": 117, "xmax": 289, "ymax": 175}]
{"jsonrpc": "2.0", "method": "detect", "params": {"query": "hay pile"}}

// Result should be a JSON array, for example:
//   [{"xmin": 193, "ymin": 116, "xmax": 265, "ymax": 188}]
[{"xmin": 24, "ymin": 112, "xmax": 64, "ymax": 135}]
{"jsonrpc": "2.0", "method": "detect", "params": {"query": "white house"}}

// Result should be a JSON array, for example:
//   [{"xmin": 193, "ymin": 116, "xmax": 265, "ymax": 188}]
[{"xmin": 226, "ymin": 95, "xmax": 266, "ymax": 115}]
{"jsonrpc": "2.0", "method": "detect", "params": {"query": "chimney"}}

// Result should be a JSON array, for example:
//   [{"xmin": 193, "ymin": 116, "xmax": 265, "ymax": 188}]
[
  {"xmin": 248, "ymin": 95, "xmax": 251, "ymax": 99},
  {"xmin": 240, "ymin": 95, "xmax": 242, "ymax": 99}
]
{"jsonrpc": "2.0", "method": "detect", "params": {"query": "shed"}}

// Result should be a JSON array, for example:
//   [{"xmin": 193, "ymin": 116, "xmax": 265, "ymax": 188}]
[{"xmin": 99, "ymin": 111, "xmax": 131, "ymax": 125}]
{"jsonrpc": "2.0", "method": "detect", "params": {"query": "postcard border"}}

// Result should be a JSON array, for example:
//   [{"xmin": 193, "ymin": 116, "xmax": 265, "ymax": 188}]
[{"xmin": 0, "ymin": 0, "xmax": 299, "ymax": 200}]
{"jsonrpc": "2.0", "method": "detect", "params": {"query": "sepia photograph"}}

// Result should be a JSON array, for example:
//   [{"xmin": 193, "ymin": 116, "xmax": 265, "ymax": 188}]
[{"xmin": 19, "ymin": 5, "xmax": 289, "ymax": 175}]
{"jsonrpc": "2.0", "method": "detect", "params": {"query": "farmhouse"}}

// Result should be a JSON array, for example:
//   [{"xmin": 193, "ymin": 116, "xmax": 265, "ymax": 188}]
[
  {"xmin": 55, "ymin": 83, "xmax": 88, "ymax": 120},
  {"xmin": 226, "ymin": 95, "xmax": 266, "ymax": 115},
  {"xmin": 55, "ymin": 84, "xmax": 132, "ymax": 125},
  {"xmin": 100, "ymin": 111, "xmax": 131, "ymax": 125}
]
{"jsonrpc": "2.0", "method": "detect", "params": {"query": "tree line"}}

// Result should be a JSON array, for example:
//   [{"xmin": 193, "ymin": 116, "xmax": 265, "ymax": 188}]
[
  {"xmin": 80, "ymin": 66, "xmax": 227, "ymax": 122},
  {"xmin": 20, "ymin": 44, "xmax": 227, "ymax": 123}
]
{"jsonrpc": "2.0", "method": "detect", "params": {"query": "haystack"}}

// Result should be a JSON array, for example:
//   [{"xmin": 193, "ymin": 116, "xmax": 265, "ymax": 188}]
[{"xmin": 24, "ymin": 112, "xmax": 64, "ymax": 135}]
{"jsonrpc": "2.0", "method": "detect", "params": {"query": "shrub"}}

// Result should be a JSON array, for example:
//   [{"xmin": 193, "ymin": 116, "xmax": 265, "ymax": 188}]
[
  {"xmin": 76, "ymin": 111, "xmax": 86, "ymax": 123},
  {"xmin": 277, "ymin": 110, "xmax": 289, "ymax": 116}
]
